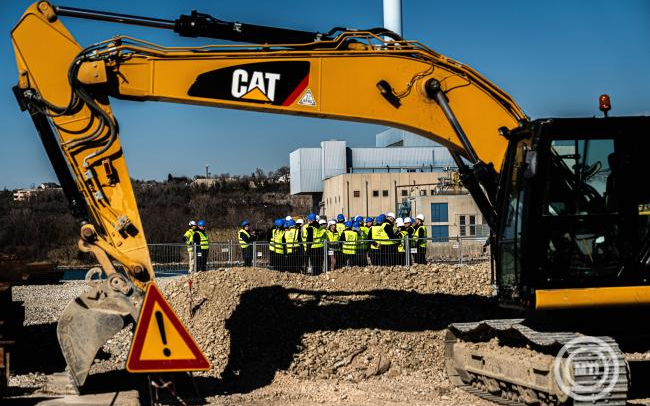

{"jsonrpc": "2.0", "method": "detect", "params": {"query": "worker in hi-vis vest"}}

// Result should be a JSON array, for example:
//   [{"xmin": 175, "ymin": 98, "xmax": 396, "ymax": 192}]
[{"xmin": 183, "ymin": 220, "xmax": 197, "ymax": 272}]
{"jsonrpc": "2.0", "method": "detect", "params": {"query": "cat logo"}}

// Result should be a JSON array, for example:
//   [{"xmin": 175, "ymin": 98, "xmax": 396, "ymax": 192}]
[
  {"xmin": 231, "ymin": 70, "xmax": 281, "ymax": 102},
  {"xmin": 188, "ymin": 61, "xmax": 310, "ymax": 106}
]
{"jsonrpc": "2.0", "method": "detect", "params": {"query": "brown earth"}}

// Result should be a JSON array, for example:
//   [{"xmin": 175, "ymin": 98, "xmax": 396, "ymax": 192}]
[{"xmin": 10, "ymin": 262, "xmax": 505, "ymax": 405}]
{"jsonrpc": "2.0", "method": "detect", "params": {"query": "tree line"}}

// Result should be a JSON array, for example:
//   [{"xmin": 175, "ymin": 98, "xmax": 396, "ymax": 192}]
[{"xmin": 0, "ymin": 167, "xmax": 308, "ymax": 264}]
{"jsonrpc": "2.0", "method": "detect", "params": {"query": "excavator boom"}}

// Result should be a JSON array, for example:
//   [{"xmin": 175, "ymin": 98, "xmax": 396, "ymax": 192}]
[{"xmin": 11, "ymin": 1, "xmax": 525, "ymax": 390}]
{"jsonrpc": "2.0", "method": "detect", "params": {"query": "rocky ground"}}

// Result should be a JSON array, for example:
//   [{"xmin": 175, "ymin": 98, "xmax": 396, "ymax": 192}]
[{"xmin": 7, "ymin": 262, "xmax": 503, "ymax": 405}]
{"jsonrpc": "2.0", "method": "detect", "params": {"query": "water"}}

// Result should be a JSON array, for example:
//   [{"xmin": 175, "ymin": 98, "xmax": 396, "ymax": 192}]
[{"xmin": 59, "ymin": 267, "xmax": 187, "ymax": 281}]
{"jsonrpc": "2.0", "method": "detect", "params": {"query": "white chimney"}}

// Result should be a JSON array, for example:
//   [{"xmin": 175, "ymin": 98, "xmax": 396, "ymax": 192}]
[{"xmin": 383, "ymin": 0, "xmax": 402, "ymax": 37}]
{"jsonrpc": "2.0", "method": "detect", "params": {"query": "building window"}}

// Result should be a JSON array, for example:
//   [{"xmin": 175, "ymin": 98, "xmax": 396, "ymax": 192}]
[
  {"xmin": 353, "ymin": 191, "xmax": 360, "ymax": 198},
  {"xmin": 431, "ymin": 225, "xmax": 449, "ymax": 241},
  {"xmin": 373, "ymin": 190, "xmax": 379, "ymax": 197},
  {"xmin": 419, "ymin": 190, "xmax": 427, "ymax": 196},
  {"xmin": 459, "ymin": 214, "xmax": 477, "ymax": 236},
  {"xmin": 382, "ymin": 190, "xmax": 389, "ymax": 197},
  {"xmin": 401, "ymin": 190, "xmax": 408, "ymax": 197},
  {"xmin": 430, "ymin": 203, "xmax": 448, "ymax": 222}
]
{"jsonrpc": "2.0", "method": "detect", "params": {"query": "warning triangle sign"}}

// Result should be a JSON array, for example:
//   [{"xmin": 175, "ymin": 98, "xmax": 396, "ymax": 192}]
[
  {"xmin": 126, "ymin": 283, "xmax": 210, "ymax": 373},
  {"xmin": 297, "ymin": 89, "xmax": 316, "ymax": 106}
]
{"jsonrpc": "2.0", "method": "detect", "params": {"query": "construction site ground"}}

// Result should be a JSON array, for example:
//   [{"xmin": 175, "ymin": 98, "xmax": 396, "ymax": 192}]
[{"xmin": 4, "ymin": 262, "xmax": 503, "ymax": 406}]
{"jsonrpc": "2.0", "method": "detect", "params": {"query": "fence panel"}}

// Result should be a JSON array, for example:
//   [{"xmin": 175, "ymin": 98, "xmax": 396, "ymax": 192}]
[{"xmin": 145, "ymin": 235, "xmax": 489, "ymax": 276}]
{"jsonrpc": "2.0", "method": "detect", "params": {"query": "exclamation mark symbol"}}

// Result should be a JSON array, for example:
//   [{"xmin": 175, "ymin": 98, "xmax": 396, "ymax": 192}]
[{"xmin": 155, "ymin": 311, "xmax": 172, "ymax": 357}]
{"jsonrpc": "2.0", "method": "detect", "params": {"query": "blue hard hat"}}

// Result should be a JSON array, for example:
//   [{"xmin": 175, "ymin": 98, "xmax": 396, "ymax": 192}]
[
  {"xmin": 288, "ymin": 219, "xmax": 296, "ymax": 227},
  {"xmin": 377, "ymin": 214, "xmax": 386, "ymax": 222},
  {"xmin": 241, "ymin": 219, "xmax": 249, "ymax": 227},
  {"xmin": 274, "ymin": 219, "xmax": 283, "ymax": 227},
  {"xmin": 197, "ymin": 220, "xmax": 206, "ymax": 227},
  {"xmin": 352, "ymin": 221, "xmax": 360, "ymax": 228},
  {"xmin": 337, "ymin": 214, "xmax": 345, "ymax": 221},
  {"xmin": 344, "ymin": 221, "xmax": 352, "ymax": 228},
  {"xmin": 307, "ymin": 213, "xmax": 317, "ymax": 221},
  {"xmin": 283, "ymin": 220, "xmax": 289, "ymax": 228},
  {"xmin": 365, "ymin": 217, "xmax": 373, "ymax": 223},
  {"xmin": 355, "ymin": 216, "xmax": 363, "ymax": 222}
]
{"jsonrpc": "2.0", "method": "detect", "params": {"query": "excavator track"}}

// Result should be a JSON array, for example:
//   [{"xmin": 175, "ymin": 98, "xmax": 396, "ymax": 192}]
[{"xmin": 445, "ymin": 319, "xmax": 628, "ymax": 406}]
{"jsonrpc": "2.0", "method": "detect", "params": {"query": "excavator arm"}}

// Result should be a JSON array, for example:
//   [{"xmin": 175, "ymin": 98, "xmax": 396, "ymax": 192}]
[{"xmin": 11, "ymin": 1, "xmax": 525, "ymax": 389}]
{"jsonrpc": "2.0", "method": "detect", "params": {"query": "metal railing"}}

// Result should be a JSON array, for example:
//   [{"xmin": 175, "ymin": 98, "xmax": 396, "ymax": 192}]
[{"xmin": 148, "ymin": 236, "xmax": 489, "ymax": 276}]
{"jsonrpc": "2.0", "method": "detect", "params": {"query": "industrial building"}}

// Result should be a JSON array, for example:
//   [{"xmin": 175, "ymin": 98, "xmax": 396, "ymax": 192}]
[{"xmin": 290, "ymin": 129, "xmax": 488, "ymax": 239}]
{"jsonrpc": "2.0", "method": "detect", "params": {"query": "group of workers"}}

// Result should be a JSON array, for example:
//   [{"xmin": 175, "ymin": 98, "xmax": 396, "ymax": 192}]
[
  {"xmin": 183, "ymin": 220, "xmax": 210, "ymax": 272},
  {"xmin": 183, "ymin": 213, "xmax": 428, "ymax": 274},
  {"xmin": 263, "ymin": 212, "xmax": 428, "ymax": 274}
]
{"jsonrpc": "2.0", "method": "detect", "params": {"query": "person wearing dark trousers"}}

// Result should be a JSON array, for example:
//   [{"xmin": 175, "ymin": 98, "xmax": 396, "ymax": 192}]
[
  {"xmin": 304, "ymin": 214, "xmax": 325, "ymax": 275},
  {"xmin": 368, "ymin": 216, "xmax": 381, "ymax": 265},
  {"xmin": 413, "ymin": 214, "xmax": 428, "ymax": 264},
  {"xmin": 239, "ymin": 219, "xmax": 256, "ymax": 267},
  {"xmin": 380, "ymin": 213, "xmax": 399, "ymax": 266},
  {"xmin": 339, "ymin": 221, "xmax": 358, "ymax": 267},
  {"xmin": 296, "ymin": 218, "xmax": 308, "ymax": 273},
  {"xmin": 269, "ymin": 219, "xmax": 284, "ymax": 270},
  {"xmin": 283, "ymin": 219, "xmax": 300, "ymax": 272},
  {"xmin": 195, "ymin": 219, "xmax": 209, "ymax": 271}
]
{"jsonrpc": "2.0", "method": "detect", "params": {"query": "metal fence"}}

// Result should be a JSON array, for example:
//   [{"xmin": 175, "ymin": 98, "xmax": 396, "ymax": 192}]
[{"xmin": 148, "ymin": 237, "xmax": 489, "ymax": 276}]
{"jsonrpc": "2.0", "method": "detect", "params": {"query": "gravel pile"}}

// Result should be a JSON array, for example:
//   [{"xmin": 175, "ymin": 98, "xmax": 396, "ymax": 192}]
[
  {"xmin": 9, "ymin": 263, "xmax": 501, "ymax": 405},
  {"xmin": 157, "ymin": 263, "xmax": 498, "ymax": 384}
]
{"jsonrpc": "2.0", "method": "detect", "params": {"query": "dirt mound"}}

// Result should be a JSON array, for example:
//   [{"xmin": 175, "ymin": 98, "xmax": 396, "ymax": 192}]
[{"xmin": 153, "ymin": 262, "xmax": 501, "ymax": 392}]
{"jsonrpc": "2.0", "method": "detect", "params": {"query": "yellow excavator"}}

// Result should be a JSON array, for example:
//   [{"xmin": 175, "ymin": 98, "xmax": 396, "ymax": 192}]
[{"xmin": 10, "ymin": 2, "xmax": 650, "ymax": 404}]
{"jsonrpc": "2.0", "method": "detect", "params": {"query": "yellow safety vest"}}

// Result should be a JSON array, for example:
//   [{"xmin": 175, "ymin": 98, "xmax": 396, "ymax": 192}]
[
  {"xmin": 304, "ymin": 225, "xmax": 325, "ymax": 249},
  {"xmin": 238, "ymin": 229, "xmax": 251, "ymax": 249},
  {"xmin": 359, "ymin": 226, "xmax": 370, "ymax": 249},
  {"xmin": 284, "ymin": 228, "xmax": 299, "ymax": 253},
  {"xmin": 398, "ymin": 230, "xmax": 408, "ymax": 253},
  {"xmin": 273, "ymin": 229, "xmax": 285, "ymax": 254},
  {"xmin": 196, "ymin": 230, "xmax": 209, "ymax": 250},
  {"xmin": 342, "ymin": 230, "xmax": 358, "ymax": 255},
  {"xmin": 414, "ymin": 224, "xmax": 428, "ymax": 247},
  {"xmin": 374, "ymin": 223, "xmax": 397, "ymax": 245},
  {"xmin": 336, "ymin": 222, "xmax": 346, "ymax": 234},
  {"xmin": 184, "ymin": 228, "xmax": 194, "ymax": 252},
  {"xmin": 270, "ymin": 228, "xmax": 280, "ymax": 253},
  {"xmin": 369, "ymin": 225, "xmax": 380, "ymax": 250},
  {"xmin": 325, "ymin": 229, "xmax": 339, "ymax": 242}
]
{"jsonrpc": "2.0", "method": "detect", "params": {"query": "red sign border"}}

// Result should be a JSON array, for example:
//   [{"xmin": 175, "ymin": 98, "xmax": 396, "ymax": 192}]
[{"xmin": 126, "ymin": 283, "xmax": 210, "ymax": 372}]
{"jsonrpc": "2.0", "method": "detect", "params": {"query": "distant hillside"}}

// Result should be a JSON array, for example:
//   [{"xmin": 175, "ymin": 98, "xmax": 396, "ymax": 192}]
[{"xmin": 0, "ymin": 167, "xmax": 310, "ymax": 263}]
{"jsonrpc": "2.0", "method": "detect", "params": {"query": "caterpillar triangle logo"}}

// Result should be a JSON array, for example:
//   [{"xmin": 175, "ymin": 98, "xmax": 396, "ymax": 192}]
[
  {"xmin": 126, "ymin": 284, "xmax": 210, "ymax": 373},
  {"xmin": 297, "ymin": 89, "xmax": 316, "ymax": 106}
]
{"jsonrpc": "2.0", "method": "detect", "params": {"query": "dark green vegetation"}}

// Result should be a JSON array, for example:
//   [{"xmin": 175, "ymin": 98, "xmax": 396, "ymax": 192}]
[{"xmin": 0, "ymin": 167, "xmax": 307, "ymax": 263}]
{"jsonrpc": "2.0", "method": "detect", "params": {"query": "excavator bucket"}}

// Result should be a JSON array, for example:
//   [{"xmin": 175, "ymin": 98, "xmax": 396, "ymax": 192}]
[{"xmin": 56, "ymin": 270, "xmax": 144, "ymax": 389}]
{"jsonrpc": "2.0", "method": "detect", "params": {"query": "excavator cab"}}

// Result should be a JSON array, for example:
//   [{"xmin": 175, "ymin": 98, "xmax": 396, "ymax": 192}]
[{"xmin": 495, "ymin": 117, "xmax": 650, "ymax": 309}]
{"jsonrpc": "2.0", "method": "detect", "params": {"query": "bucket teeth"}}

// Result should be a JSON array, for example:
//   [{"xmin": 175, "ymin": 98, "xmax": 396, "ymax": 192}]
[{"xmin": 56, "ymin": 271, "xmax": 144, "ymax": 390}]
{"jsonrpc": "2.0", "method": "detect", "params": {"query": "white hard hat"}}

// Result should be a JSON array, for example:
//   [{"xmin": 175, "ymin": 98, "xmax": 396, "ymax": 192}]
[
  {"xmin": 386, "ymin": 212, "xmax": 396, "ymax": 219},
  {"xmin": 396, "ymin": 218, "xmax": 405, "ymax": 227},
  {"xmin": 328, "ymin": 220, "xmax": 336, "ymax": 226},
  {"xmin": 318, "ymin": 219, "xmax": 326, "ymax": 225},
  {"xmin": 416, "ymin": 214, "xmax": 425, "ymax": 221},
  {"xmin": 404, "ymin": 217, "xmax": 413, "ymax": 224},
  {"xmin": 316, "ymin": 215, "xmax": 321, "ymax": 221},
  {"xmin": 296, "ymin": 218, "xmax": 304, "ymax": 225},
  {"xmin": 189, "ymin": 220, "xmax": 196, "ymax": 226},
  {"xmin": 285, "ymin": 216, "xmax": 293, "ymax": 221}
]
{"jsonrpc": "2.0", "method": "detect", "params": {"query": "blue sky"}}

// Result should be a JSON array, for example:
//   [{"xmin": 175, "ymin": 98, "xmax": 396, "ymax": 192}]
[{"xmin": 1, "ymin": 0, "xmax": 648, "ymax": 189}]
